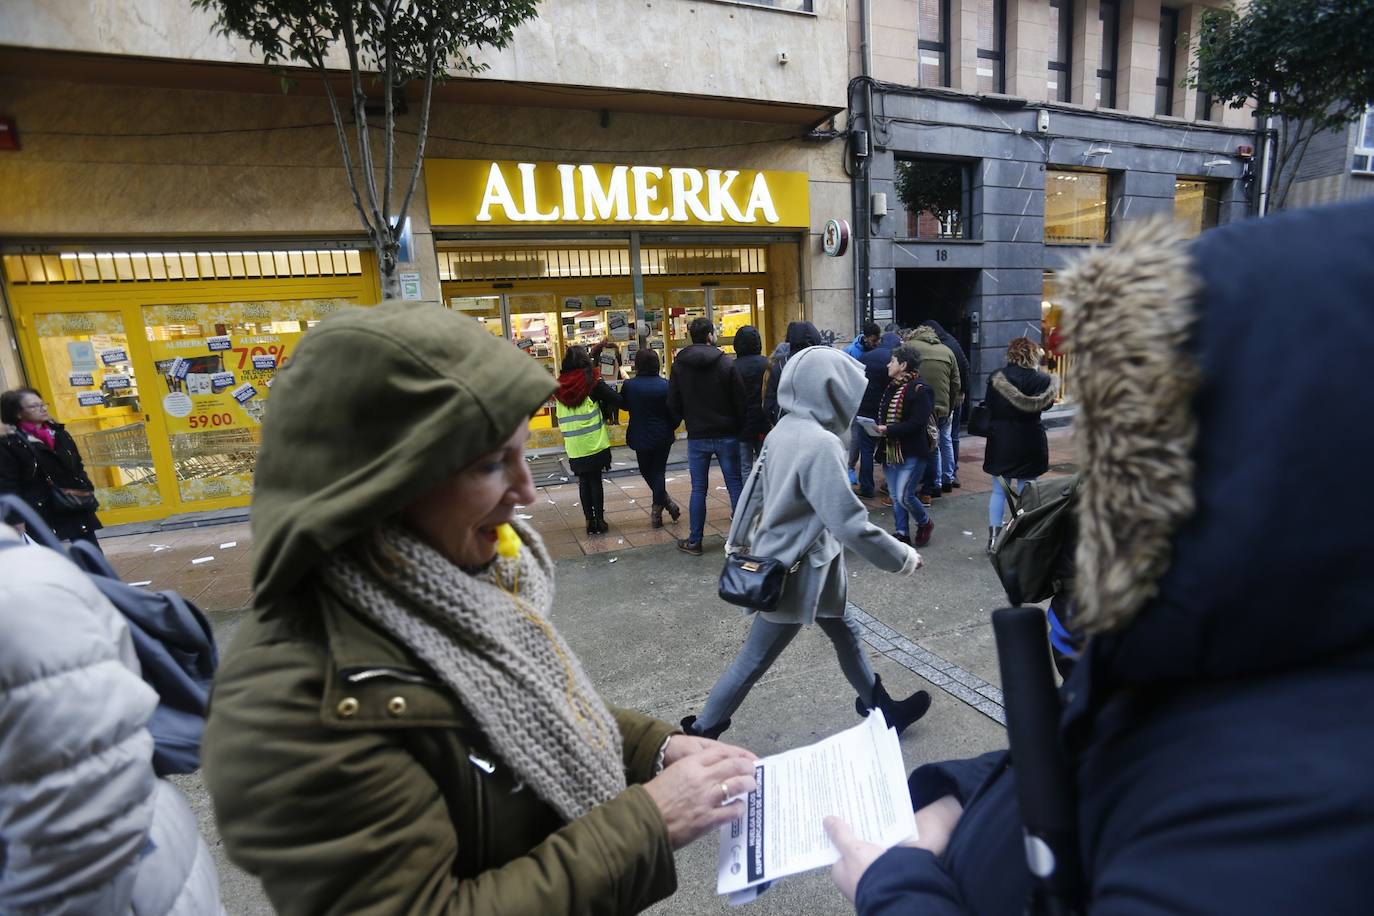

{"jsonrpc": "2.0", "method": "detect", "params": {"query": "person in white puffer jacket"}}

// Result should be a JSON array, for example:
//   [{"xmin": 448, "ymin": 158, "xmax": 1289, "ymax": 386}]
[{"xmin": 0, "ymin": 523, "xmax": 222, "ymax": 914}]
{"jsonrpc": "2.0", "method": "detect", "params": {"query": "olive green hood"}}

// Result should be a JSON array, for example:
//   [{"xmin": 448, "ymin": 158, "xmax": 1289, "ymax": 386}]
[{"xmin": 250, "ymin": 300, "xmax": 555, "ymax": 608}]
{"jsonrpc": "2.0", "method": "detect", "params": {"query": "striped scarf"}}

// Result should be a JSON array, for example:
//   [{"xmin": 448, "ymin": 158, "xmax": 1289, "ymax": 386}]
[{"xmin": 880, "ymin": 372, "xmax": 921, "ymax": 465}]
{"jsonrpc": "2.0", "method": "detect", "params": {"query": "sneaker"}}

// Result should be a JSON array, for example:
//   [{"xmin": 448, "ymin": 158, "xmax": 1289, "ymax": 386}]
[
  {"xmin": 941, "ymin": 481, "xmax": 953, "ymax": 493},
  {"xmin": 919, "ymin": 494, "xmax": 932, "ymax": 507},
  {"xmin": 913, "ymin": 519, "xmax": 935, "ymax": 547},
  {"xmin": 677, "ymin": 539, "xmax": 703, "ymax": 556},
  {"xmin": 848, "ymin": 468, "xmax": 858, "ymax": 486},
  {"xmin": 950, "ymin": 478, "xmax": 961, "ymax": 489}
]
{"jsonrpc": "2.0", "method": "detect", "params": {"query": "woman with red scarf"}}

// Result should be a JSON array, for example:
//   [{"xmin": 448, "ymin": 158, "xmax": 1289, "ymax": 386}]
[
  {"xmin": 0, "ymin": 387, "xmax": 102, "ymax": 550},
  {"xmin": 874, "ymin": 347, "xmax": 936, "ymax": 548},
  {"xmin": 554, "ymin": 346, "xmax": 623, "ymax": 535}
]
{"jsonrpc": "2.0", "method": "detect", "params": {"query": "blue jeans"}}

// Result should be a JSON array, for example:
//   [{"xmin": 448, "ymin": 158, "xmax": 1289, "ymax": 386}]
[
  {"xmin": 988, "ymin": 477, "xmax": 1036, "ymax": 527},
  {"xmin": 937, "ymin": 415, "xmax": 955, "ymax": 486},
  {"xmin": 688, "ymin": 436, "xmax": 744, "ymax": 544},
  {"xmin": 950, "ymin": 403, "xmax": 962, "ymax": 477},
  {"xmin": 738, "ymin": 437, "xmax": 763, "ymax": 478},
  {"xmin": 852, "ymin": 420, "xmax": 877, "ymax": 495},
  {"xmin": 697, "ymin": 612, "xmax": 876, "ymax": 731},
  {"xmin": 886, "ymin": 456, "xmax": 931, "ymax": 535}
]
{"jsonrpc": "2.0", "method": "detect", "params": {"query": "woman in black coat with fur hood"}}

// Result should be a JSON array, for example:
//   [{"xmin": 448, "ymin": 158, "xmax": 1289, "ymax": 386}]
[
  {"xmin": 982, "ymin": 337, "xmax": 1056, "ymax": 551},
  {"xmin": 0, "ymin": 387, "xmax": 103, "ymax": 548}
]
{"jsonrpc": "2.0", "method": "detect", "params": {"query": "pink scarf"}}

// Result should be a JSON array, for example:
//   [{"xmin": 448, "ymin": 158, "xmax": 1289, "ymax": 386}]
[{"xmin": 20, "ymin": 421, "xmax": 55, "ymax": 450}]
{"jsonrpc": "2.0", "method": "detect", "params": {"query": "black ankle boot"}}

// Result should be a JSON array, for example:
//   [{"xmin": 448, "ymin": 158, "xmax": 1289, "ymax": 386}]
[
  {"xmin": 855, "ymin": 674, "xmax": 931, "ymax": 737},
  {"xmin": 666, "ymin": 498, "xmax": 682, "ymax": 522},
  {"xmin": 680, "ymin": 714, "xmax": 732, "ymax": 740}
]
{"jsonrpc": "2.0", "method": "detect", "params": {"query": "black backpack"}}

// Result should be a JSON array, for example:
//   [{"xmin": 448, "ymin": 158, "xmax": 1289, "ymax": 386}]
[
  {"xmin": 0, "ymin": 495, "xmax": 218, "ymax": 775},
  {"xmin": 989, "ymin": 474, "xmax": 1079, "ymax": 606}
]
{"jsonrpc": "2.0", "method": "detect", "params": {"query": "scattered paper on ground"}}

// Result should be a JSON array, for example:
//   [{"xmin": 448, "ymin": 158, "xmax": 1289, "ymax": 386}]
[
  {"xmin": 220, "ymin": 541, "xmax": 237, "ymax": 549},
  {"xmin": 191, "ymin": 556, "xmax": 214, "ymax": 565}
]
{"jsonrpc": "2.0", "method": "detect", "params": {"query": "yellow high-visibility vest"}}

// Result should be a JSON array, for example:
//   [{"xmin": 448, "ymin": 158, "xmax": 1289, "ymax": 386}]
[{"xmin": 555, "ymin": 396, "xmax": 610, "ymax": 459}]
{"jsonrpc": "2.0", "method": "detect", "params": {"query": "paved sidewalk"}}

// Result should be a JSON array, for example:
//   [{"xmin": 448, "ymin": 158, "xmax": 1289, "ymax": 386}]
[{"xmin": 103, "ymin": 428, "xmax": 1074, "ymax": 610}]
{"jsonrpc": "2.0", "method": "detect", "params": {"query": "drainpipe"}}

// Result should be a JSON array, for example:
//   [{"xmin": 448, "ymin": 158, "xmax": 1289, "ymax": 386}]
[
  {"xmin": 854, "ymin": 0, "xmax": 874, "ymax": 332},
  {"xmin": 1257, "ymin": 92, "xmax": 1276, "ymax": 216}
]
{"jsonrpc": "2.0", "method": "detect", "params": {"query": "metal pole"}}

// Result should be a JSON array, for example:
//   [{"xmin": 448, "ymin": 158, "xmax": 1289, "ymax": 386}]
[{"xmin": 629, "ymin": 230, "xmax": 648, "ymax": 351}]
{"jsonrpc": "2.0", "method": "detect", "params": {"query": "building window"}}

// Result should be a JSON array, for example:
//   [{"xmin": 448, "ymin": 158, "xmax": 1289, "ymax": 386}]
[
  {"xmin": 896, "ymin": 158, "xmax": 971, "ymax": 240},
  {"xmin": 1353, "ymin": 106, "xmax": 1374, "ymax": 175},
  {"xmin": 918, "ymin": 0, "xmax": 951, "ymax": 88},
  {"xmin": 1045, "ymin": 170, "xmax": 1110, "ymax": 244},
  {"xmin": 976, "ymin": 0, "xmax": 1006, "ymax": 94},
  {"xmin": 1097, "ymin": 0, "xmax": 1119, "ymax": 108},
  {"xmin": 1174, "ymin": 179, "xmax": 1222, "ymax": 236},
  {"xmin": 1156, "ymin": 6, "xmax": 1179, "ymax": 116},
  {"xmin": 1048, "ymin": 0, "xmax": 1073, "ymax": 102}
]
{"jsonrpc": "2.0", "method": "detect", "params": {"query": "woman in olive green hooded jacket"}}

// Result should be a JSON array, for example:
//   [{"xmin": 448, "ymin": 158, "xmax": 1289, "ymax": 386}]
[{"xmin": 202, "ymin": 301, "xmax": 756, "ymax": 915}]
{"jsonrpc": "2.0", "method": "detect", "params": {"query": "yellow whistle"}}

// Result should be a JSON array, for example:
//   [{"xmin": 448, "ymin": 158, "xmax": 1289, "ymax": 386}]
[{"xmin": 495, "ymin": 523, "xmax": 522, "ymax": 559}]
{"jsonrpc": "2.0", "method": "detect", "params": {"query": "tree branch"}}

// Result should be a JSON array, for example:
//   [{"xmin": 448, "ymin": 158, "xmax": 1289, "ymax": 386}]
[
  {"xmin": 394, "ymin": 31, "xmax": 437, "ymax": 241},
  {"xmin": 341, "ymin": 4, "xmax": 387, "ymax": 239},
  {"xmin": 317, "ymin": 63, "xmax": 379, "ymax": 245},
  {"xmin": 381, "ymin": 0, "xmax": 394, "ymax": 231},
  {"xmin": 1274, "ymin": 118, "xmax": 1318, "ymax": 210}
]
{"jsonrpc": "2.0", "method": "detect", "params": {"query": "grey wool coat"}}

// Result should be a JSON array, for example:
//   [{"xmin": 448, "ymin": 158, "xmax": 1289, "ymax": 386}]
[{"xmin": 726, "ymin": 345, "xmax": 921, "ymax": 625}]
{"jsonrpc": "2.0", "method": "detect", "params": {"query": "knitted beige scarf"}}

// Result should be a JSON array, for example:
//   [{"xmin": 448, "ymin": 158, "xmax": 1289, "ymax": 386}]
[{"xmin": 323, "ymin": 521, "xmax": 626, "ymax": 822}]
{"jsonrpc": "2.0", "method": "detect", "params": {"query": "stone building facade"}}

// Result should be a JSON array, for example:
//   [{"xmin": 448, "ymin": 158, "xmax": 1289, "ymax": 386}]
[{"xmin": 847, "ymin": 0, "xmax": 1256, "ymax": 402}]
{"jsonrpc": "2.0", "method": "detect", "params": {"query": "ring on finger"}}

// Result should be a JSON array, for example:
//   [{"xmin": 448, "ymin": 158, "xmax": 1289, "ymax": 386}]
[{"xmin": 719, "ymin": 780, "xmax": 730, "ymax": 806}]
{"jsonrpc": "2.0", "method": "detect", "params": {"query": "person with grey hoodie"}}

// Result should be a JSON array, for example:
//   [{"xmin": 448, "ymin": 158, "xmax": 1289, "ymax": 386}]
[
  {"xmin": 680, "ymin": 346, "xmax": 932, "ymax": 740},
  {"xmin": 0, "ymin": 522, "xmax": 223, "ymax": 915}
]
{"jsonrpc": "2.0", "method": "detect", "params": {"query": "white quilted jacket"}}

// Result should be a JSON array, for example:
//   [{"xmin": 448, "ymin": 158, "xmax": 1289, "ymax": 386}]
[{"xmin": 0, "ymin": 524, "xmax": 222, "ymax": 914}]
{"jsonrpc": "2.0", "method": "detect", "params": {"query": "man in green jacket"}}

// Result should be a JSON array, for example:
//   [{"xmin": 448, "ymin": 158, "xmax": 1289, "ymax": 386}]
[{"xmin": 902, "ymin": 324, "xmax": 962, "ymax": 499}]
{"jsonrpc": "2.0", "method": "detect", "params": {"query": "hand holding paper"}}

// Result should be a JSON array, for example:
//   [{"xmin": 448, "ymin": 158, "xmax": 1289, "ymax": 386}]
[{"xmin": 715, "ymin": 711, "xmax": 918, "ymax": 900}]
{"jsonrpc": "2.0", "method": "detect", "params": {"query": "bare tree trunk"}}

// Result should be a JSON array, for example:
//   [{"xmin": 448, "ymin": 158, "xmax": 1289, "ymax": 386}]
[{"xmin": 1273, "ymin": 119, "xmax": 1317, "ymax": 211}]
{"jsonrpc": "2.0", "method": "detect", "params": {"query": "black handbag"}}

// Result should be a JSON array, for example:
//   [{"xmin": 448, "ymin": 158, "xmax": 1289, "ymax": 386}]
[
  {"xmin": 718, "ymin": 553, "xmax": 794, "ymax": 611},
  {"xmin": 967, "ymin": 401, "xmax": 991, "ymax": 437},
  {"xmin": 716, "ymin": 443, "xmax": 801, "ymax": 611},
  {"xmin": 50, "ymin": 484, "xmax": 99, "ymax": 511}
]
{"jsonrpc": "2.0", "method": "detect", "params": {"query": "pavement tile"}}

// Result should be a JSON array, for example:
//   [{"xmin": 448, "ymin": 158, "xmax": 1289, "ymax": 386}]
[
  {"xmin": 945, "ymin": 682, "xmax": 986, "ymax": 705},
  {"xmin": 947, "ymin": 667, "xmax": 988, "ymax": 690},
  {"xmin": 977, "ymin": 685, "xmax": 1005, "ymax": 704},
  {"xmin": 974, "ymin": 701, "xmax": 1008, "ymax": 724},
  {"xmin": 625, "ymin": 529, "xmax": 679, "ymax": 548},
  {"xmin": 545, "ymin": 541, "xmax": 584, "ymax": 561},
  {"xmin": 860, "ymin": 632, "xmax": 895, "ymax": 652}
]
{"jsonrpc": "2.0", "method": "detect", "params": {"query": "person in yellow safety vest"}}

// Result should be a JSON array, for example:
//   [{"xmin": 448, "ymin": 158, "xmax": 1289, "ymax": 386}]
[{"xmin": 554, "ymin": 345, "xmax": 623, "ymax": 535}]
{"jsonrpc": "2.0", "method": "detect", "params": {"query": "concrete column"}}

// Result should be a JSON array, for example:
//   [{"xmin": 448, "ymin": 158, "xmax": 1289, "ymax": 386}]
[
  {"xmin": 1005, "ymin": 0, "xmax": 1049, "ymax": 102},
  {"xmin": 1073, "ymin": 0, "xmax": 1103, "ymax": 109},
  {"xmin": 1176, "ymin": 2, "xmax": 1205, "ymax": 120},
  {"xmin": 870, "ymin": 0, "xmax": 920, "ymax": 86},
  {"xmin": 1116, "ymin": 0, "xmax": 1160, "ymax": 117},
  {"xmin": 950, "ymin": 0, "xmax": 980, "ymax": 92}
]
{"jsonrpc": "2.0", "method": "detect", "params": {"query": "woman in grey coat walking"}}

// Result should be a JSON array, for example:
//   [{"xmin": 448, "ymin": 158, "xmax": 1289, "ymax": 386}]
[{"xmin": 681, "ymin": 345, "xmax": 933, "ymax": 739}]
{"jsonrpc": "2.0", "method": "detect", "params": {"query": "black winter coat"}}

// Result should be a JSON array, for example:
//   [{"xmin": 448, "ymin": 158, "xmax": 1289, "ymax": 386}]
[
  {"xmin": 876, "ymin": 376, "xmax": 935, "ymax": 463},
  {"xmin": 981, "ymin": 365, "xmax": 1056, "ymax": 479},
  {"xmin": 0, "ymin": 424, "xmax": 102, "ymax": 540},
  {"xmin": 666, "ymin": 345, "xmax": 744, "ymax": 440}
]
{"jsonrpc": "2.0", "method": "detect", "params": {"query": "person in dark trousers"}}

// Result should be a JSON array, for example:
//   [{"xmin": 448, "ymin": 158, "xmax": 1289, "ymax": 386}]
[
  {"xmin": 620, "ymin": 348, "xmax": 681, "ymax": 529},
  {"xmin": 828, "ymin": 206, "xmax": 1374, "ymax": 915},
  {"xmin": 0, "ymin": 387, "xmax": 102, "ymax": 550},
  {"xmin": 846, "ymin": 322, "xmax": 881, "ymax": 491},
  {"xmin": 874, "ymin": 346, "xmax": 935, "ymax": 547},
  {"xmin": 732, "ymin": 325, "xmax": 770, "ymax": 471},
  {"xmin": 922, "ymin": 320, "xmax": 970, "ymax": 488},
  {"xmin": 554, "ymin": 346, "xmax": 623, "ymax": 536},
  {"xmin": 854, "ymin": 325, "xmax": 901, "ymax": 498},
  {"xmin": 666, "ymin": 317, "xmax": 746, "ymax": 556},
  {"xmin": 982, "ymin": 337, "xmax": 1057, "ymax": 553},
  {"xmin": 763, "ymin": 320, "xmax": 824, "ymax": 427}
]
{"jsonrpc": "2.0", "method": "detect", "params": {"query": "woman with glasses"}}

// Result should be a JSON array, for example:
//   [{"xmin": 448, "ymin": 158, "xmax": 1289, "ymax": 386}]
[{"xmin": 0, "ymin": 387, "xmax": 102, "ymax": 550}]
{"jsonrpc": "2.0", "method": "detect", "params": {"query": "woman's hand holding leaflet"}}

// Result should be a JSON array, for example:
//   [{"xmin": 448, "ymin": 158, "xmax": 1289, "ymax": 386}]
[{"xmin": 644, "ymin": 743, "xmax": 758, "ymax": 849}]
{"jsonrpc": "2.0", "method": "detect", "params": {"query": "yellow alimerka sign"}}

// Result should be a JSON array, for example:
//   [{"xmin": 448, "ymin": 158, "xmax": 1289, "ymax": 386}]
[{"xmin": 426, "ymin": 159, "xmax": 810, "ymax": 228}]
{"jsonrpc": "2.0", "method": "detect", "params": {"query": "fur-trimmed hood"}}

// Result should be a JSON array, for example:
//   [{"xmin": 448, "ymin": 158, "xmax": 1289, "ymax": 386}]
[
  {"xmin": 1061, "ymin": 200, "xmax": 1374, "ymax": 686},
  {"xmin": 991, "ymin": 371, "xmax": 1058, "ymax": 413}
]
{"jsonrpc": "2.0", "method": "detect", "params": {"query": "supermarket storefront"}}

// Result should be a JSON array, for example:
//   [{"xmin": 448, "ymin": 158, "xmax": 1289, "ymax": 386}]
[
  {"xmin": 426, "ymin": 158, "xmax": 811, "ymax": 450},
  {"xmin": 1, "ymin": 246, "xmax": 378, "ymax": 525}
]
